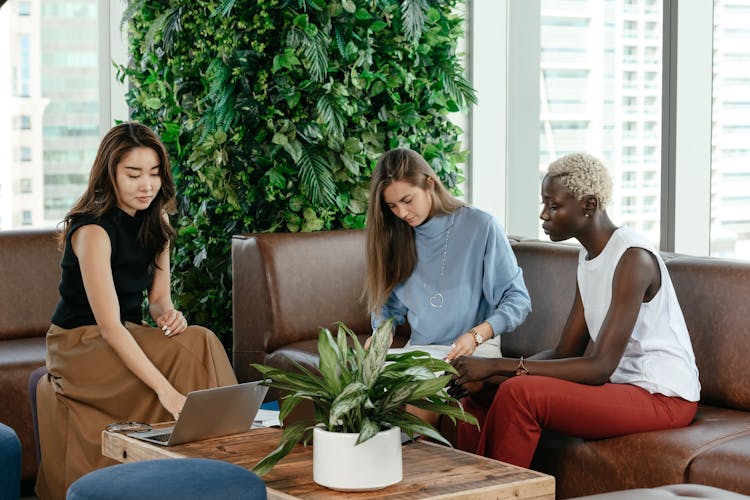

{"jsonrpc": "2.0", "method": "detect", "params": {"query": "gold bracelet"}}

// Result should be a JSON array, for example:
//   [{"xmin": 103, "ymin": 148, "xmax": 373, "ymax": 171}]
[{"xmin": 515, "ymin": 356, "xmax": 529, "ymax": 376}]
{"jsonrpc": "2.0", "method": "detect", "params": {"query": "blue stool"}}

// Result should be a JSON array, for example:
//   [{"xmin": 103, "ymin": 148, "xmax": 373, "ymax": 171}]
[
  {"xmin": 0, "ymin": 423, "xmax": 22, "ymax": 500},
  {"xmin": 66, "ymin": 458, "xmax": 266, "ymax": 500}
]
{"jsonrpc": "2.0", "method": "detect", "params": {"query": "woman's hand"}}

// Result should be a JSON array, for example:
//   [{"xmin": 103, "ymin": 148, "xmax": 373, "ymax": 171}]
[
  {"xmin": 158, "ymin": 386, "xmax": 186, "ymax": 420},
  {"xmin": 445, "ymin": 332, "xmax": 476, "ymax": 361},
  {"xmin": 157, "ymin": 309, "xmax": 188, "ymax": 337},
  {"xmin": 451, "ymin": 356, "xmax": 497, "ymax": 386}
]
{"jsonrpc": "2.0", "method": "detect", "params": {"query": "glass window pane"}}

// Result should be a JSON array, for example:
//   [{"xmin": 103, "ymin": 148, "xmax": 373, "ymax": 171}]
[
  {"xmin": 539, "ymin": 0, "xmax": 662, "ymax": 245},
  {"xmin": 710, "ymin": 0, "xmax": 750, "ymax": 259},
  {"xmin": 0, "ymin": 0, "xmax": 99, "ymax": 231}
]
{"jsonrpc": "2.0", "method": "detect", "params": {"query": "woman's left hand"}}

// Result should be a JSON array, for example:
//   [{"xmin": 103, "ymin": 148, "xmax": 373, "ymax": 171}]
[
  {"xmin": 445, "ymin": 332, "xmax": 476, "ymax": 361},
  {"xmin": 157, "ymin": 309, "xmax": 188, "ymax": 337}
]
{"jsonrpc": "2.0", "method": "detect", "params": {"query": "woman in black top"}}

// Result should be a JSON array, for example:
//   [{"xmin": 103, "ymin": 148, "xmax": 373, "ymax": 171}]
[{"xmin": 35, "ymin": 123, "xmax": 237, "ymax": 499}]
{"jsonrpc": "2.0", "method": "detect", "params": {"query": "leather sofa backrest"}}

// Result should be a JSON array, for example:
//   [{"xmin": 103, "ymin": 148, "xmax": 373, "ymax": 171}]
[
  {"xmin": 502, "ymin": 240, "xmax": 580, "ymax": 358},
  {"xmin": 0, "ymin": 229, "xmax": 61, "ymax": 340},
  {"xmin": 666, "ymin": 256, "xmax": 750, "ymax": 411},
  {"xmin": 231, "ymin": 230, "xmax": 750, "ymax": 411},
  {"xmin": 232, "ymin": 230, "xmax": 371, "ymax": 382}
]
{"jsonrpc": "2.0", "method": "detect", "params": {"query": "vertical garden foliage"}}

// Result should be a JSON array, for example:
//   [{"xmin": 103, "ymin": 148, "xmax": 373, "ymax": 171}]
[{"xmin": 121, "ymin": 0, "xmax": 476, "ymax": 346}]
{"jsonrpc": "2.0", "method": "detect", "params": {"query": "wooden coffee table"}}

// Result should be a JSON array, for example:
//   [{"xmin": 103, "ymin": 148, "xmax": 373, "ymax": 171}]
[{"xmin": 102, "ymin": 425, "xmax": 554, "ymax": 499}]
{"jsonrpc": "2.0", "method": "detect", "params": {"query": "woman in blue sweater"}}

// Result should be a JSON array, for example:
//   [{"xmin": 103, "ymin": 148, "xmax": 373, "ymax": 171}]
[{"xmin": 365, "ymin": 148, "xmax": 531, "ymax": 363}]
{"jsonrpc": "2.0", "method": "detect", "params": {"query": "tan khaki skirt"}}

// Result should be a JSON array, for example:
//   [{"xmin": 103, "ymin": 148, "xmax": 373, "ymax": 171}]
[{"xmin": 34, "ymin": 322, "xmax": 237, "ymax": 500}]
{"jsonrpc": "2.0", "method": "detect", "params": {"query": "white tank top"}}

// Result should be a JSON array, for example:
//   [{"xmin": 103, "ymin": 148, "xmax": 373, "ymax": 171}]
[{"xmin": 577, "ymin": 226, "xmax": 700, "ymax": 401}]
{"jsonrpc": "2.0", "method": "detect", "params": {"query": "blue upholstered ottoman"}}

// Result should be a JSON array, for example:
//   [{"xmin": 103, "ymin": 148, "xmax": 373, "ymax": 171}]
[
  {"xmin": 0, "ymin": 423, "xmax": 21, "ymax": 500},
  {"xmin": 66, "ymin": 458, "xmax": 266, "ymax": 500}
]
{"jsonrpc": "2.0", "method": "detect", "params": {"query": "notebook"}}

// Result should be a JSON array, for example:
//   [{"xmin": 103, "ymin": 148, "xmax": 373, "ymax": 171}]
[{"xmin": 127, "ymin": 381, "xmax": 268, "ymax": 446}]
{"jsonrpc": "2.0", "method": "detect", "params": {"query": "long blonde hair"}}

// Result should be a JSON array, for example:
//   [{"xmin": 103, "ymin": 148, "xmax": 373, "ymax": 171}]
[{"xmin": 365, "ymin": 148, "xmax": 465, "ymax": 313}]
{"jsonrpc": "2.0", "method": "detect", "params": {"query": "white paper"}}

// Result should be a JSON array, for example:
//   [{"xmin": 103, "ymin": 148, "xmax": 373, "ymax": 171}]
[{"xmin": 253, "ymin": 408, "xmax": 281, "ymax": 428}]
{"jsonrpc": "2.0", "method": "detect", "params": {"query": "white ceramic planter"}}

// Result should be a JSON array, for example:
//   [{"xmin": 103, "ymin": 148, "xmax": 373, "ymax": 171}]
[{"xmin": 312, "ymin": 425, "xmax": 402, "ymax": 491}]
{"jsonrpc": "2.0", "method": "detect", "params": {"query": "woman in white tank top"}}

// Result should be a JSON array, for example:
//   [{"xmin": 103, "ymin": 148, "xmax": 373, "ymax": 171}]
[{"xmin": 449, "ymin": 152, "xmax": 700, "ymax": 468}]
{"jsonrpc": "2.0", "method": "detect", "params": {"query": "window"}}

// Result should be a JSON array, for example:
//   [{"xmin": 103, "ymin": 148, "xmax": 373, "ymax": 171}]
[
  {"xmin": 713, "ymin": 0, "xmax": 750, "ymax": 260},
  {"xmin": 13, "ymin": 115, "xmax": 32, "ymax": 129},
  {"xmin": 17, "ymin": 1, "xmax": 31, "ymax": 16},
  {"xmin": 17, "ymin": 147, "xmax": 32, "ymax": 162},
  {"xmin": 1, "ymin": 0, "xmax": 105, "ymax": 230},
  {"xmin": 539, "ymin": 0, "xmax": 662, "ymax": 243},
  {"xmin": 623, "ymin": 171, "xmax": 637, "ymax": 188},
  {"xmin": 21, "ymin": 210, "xmax": 32, "ymax": 226},
  {"xmin": 19, "ymin": 178, "xmax": 32, "ymax": 194}
]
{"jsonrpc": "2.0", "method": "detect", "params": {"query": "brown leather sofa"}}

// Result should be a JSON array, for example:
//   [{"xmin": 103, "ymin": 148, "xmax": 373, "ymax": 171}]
[
  {"xmin": 232, "ymin": 229, "xmax": 750, "ymax": 499},
  {"xmin": 0, "ymin": 229, "xmax": 61, "ymax": 483}
]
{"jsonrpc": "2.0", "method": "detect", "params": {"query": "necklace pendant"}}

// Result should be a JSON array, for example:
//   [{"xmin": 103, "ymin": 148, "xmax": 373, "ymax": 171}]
[{"xmin": 429, "ymin": 293, "xmax": 444, "ymax": 308}]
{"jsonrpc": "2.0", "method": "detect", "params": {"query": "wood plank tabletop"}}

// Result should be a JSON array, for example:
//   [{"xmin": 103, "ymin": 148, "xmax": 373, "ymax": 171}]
[{"xmin": 102, "ymin": 426, "xmax": 554, "ymax": 500}]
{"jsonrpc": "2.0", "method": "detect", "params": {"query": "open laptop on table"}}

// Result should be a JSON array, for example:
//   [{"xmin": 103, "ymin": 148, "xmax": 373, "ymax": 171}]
[{"xmin": 127, "ymin": 381, "xmax": 268, "ymax": 446}]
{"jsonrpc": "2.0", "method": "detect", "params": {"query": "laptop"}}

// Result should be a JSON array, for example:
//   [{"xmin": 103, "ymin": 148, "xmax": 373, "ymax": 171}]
[{"xmin": 127, "ymin": 381, "xmax": 268, "ymax": 446}]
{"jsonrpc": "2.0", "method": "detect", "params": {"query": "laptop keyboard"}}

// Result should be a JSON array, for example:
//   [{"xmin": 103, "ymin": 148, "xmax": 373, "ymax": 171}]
[{"xmin": 149, "ymin": 433, "xmax": 172, "ymax": 442}]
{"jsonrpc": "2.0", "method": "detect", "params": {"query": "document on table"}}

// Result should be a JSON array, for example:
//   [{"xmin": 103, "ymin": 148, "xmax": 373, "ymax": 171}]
[{"xmin": 252, "ymin": 409, "xmax": 281, "ymax": 428}]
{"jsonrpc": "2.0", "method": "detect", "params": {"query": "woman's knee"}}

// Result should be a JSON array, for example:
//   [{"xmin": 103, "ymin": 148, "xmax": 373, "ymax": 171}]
[{"xmin": 492, "ymin": 376, "xmax": 549, "ymax": 410}]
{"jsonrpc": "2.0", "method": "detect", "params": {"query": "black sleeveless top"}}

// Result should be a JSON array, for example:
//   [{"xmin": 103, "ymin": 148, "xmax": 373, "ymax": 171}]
[{"xmin": 51, "ymin": 208, "xmax": 158, "ymax": 328}]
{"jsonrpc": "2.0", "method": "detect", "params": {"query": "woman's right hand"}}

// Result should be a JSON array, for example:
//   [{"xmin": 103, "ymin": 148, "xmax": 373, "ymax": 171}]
[{"xmin": 158, "ymin": 386, "xmax": 186, "ymax": 420}]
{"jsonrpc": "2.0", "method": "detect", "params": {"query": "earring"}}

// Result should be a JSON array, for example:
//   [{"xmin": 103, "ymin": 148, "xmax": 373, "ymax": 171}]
[{"xmin": 585, "ymin": 213, "xmax": 590, "ymax": 218}]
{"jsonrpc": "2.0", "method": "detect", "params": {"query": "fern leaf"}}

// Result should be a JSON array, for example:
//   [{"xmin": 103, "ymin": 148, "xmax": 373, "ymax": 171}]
[
  {"xmin": 120, "ymin": 0, "xmax": 149, "ymax": 31},
  {"xmin": 400, "ymin": 0, "xmax": 428, "ymax": 44},
  {"xmin": 297, "ymin": 147, "xmax": 337, "ymax": 207},
  {"xmin": 316, "ymin": 94, "xmax": 345, "ymax": 140},
  {"xmin": 212, "ymin": 0, "xmax": 238, "ymax": 18},
  {"xmin": 143, "ymin": 8, "xmax": 173, "ymax": 53},
  {"xmin": 161, "ymin": 6, "xmax": 183, "ymax": 53},
  {"xmin": 301, "ymin": 29, "xmax": 329, "ymax": 82},
  {"xmin": 334, "ymin": 25, "xmax": 347, "ymax": 58}
]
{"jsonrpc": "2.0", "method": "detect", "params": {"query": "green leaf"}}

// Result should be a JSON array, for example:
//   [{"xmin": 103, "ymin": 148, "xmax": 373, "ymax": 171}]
[
  {"xmin": 317, "ymin": 328, "xmax": 343, "ymax": 394},
  {"xmin": 299, "ymin": 27, "xmax": 328, "ymax": 82},
  {"xmin": 354, "ymin": 8, "xmax": 373, "ymax": 20},
  {"xmin": 371, "ymin": 20, "xmax": 388, "ymax": 33},
  {"xmin": 302, "ymin": 207, "xmax": 325, "ymax": 232},
  {"xmin": 400, "ymin": 0, "xmax": 428, "ymax": 44},
  {"xmin": 252, "ymin": 421, "xmax": 311, "ymax": 476},
  {"xmin": 293, "ymin": 14, "xmax": 309, "ymax": 29},
  {"xmin": 342, "ymin": 0, "xmax": 356, "ymax": 14},
  {"xmin": 144, "ymin": 97, "xmax": 162, "ymax": 110},
  {"xmin": 328, "ymin": 382, "xmax": 368, "ymax": 429},
  {"xmin": 297, "ymin": 147, "xmax": 336, "ymax": 207},
  {"xmin": 361, "ymin": 319, "xmax": 393, "ymax": 387},
  {"xmin": 408, "ymin": 399, "xmax": 479, "ymax": 427},
  {"xmin": 356, "ymin": 418, "xmax": 381, "ymax": 445},
  {"xmin": 388, "ymin": 412, "xmax": 450, "ymax": 446}
]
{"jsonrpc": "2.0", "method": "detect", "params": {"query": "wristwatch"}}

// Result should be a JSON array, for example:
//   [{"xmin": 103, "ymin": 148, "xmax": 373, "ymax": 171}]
[{"xmin": 470, "ymin": 328, "xmax": 483, "ymax": 346}]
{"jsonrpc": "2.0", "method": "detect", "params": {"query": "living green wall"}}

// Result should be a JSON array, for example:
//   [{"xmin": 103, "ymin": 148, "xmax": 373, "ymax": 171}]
[{"xmin": 121, "ymin": 0, "xmax": 476, "ymax": 346}]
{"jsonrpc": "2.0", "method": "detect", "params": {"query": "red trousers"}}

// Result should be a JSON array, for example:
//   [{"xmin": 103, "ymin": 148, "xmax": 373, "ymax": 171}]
[{"xmin": 457, "ymin": 375, "xmax": 697, "ymax": 468}]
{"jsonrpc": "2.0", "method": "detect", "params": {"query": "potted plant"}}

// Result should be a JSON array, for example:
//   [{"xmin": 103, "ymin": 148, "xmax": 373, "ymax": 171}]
[{"xmin": 250, "ymin": 318, "xmax": 478, "ymax": 491}]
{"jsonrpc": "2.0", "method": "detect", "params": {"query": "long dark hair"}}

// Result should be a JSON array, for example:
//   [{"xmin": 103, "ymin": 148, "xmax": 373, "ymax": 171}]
[
  {"xmin": 365, "ymin": 148, "xmax": 465, "ymax": 313},
  {"xmin": 60, "ymin": 122, "xmax": 176, "ymax": 256}
]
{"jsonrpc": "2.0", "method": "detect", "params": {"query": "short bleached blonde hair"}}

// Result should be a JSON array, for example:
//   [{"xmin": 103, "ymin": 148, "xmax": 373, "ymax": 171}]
[{"xmin": 547, "ymin": 152, "xmax": 613, "ymax": 209}]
